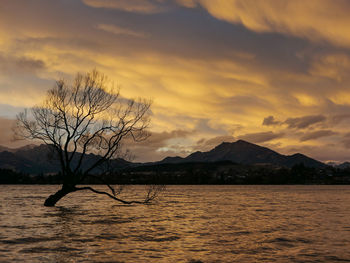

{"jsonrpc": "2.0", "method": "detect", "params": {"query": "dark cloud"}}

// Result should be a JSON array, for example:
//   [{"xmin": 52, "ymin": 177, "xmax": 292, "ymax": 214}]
[
  {"xmin": 0, "ymin": 53, "xmax": 45, "ymax": 75},
  {"xmin": 330, "ymin": 114, "xmax": 350, "ymax": 125},
  {"xmin": 262, "ymin": 115, "xmax": 280, "ymax": 126},
  {"xmin": 300, "ymin": 130, "xmax": 337, "ymax": 142},
  {"xmin": 284, "ymin": 115, "xmax": 326, "ymax": 129},
  {"xmin": 82, "ymin": 0, "xmax": 167, "ymax": 13},
  {"xmin": 238, "ymin": 131, "xmax": 284, "ymax": 143}
]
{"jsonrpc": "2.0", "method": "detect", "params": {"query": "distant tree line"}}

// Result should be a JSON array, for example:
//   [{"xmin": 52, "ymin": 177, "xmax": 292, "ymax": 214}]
[{"xmin": 2, "ymin": 162, "xmax": 350, "ymax": 185}]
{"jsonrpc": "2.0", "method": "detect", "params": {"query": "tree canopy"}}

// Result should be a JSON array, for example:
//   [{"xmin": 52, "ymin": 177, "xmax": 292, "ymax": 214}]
[{"xmin": 15, "ymin": 70, "xmax": 162, "ymax": 206}]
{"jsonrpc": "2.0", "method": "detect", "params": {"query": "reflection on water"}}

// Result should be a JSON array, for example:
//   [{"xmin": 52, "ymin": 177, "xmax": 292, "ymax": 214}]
[{"xmin": 1, "ymin": 185, "xmax": 350, "ymax": 262}]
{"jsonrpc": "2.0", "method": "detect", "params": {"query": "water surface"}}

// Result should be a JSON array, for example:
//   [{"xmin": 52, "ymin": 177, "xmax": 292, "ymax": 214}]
[{"xmin": 1, "ymin": 185, "xmax": 350, "ymax": 262}]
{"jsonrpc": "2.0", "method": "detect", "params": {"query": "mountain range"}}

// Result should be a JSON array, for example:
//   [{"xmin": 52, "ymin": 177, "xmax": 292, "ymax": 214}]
[
  {"xmin": 0, "ymin": 144, "xmax": 131, "ymax": 174},
  {"xmin": 157, "ymin": 140, "xmax": 326, "ymax": 168},
  {"xmin": 0, "ymin": 140, "xmax": 343, "ymax": 174}
]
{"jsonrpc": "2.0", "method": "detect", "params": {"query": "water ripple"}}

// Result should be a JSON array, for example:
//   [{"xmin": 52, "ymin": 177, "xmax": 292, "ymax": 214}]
[{"xmin": 0, "ymin": 185, "xmax": 350, "ymax": 262}]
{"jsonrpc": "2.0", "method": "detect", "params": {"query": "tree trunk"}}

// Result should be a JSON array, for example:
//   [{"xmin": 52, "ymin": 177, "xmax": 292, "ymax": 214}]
[{"xmin": 44, "ymin": 185, "xmax": 74, "ymax": 206}]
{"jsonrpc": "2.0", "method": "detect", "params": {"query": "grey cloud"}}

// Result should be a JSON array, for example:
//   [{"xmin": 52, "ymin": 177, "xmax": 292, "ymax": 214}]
[
  {"xmin": 262, "ymin": 115, "xmax": 280, "ymax": 126},
  {"xmin": 284, "ymin": 115, "xmax": 326, "ymax": 129},
  {"xmin": 96, "ymin": 24, "xmax": 149, "ymax": 38},
  {"xmin": 238, "ymin": 131, "xmax": 284, "ymax": 143},
  {"xmin": 82, "ymin": 0, "xmax": 166, "ymax": 13},
  {"xmin": 330, "ymin": 114, "xmax": 350, "ymax": 125},
  {"xmin": 300, "ymin": 130, "xmax": 337, "ymax": 142},
  {"xmin": 0, "ymin": 53, "xmax": 45, "ymax": 74}
]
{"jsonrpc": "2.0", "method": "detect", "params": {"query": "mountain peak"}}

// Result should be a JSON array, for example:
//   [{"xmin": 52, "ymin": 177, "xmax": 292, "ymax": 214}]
[
  {"xmin": 215, "ymin": 140, "xmax": 252, "ymax": 149},
  {"xmin": 235, "ymin": 139, "xmax": 250, "ymax": 144},
  {"xmin": 218, "ymin": 140, "xmax": 250, "ymax": 146}
]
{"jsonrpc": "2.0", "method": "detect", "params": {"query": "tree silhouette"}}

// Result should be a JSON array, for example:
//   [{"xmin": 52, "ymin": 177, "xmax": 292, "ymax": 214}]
[{"xmin": 15, "ymin": 70, "xmax": 162, "ymax": 206}]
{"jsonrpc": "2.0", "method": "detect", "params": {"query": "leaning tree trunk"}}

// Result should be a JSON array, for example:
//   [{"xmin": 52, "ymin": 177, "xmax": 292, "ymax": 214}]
[{"xmin": 44, "ymin": 185, "xmax": 75, "ymax": 207}]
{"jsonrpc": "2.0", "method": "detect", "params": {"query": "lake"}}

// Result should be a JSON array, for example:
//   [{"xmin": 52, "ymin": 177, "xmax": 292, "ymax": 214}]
[{"xmin": 1, "ymin": 185, "xmax": 350, "ymax": 262}]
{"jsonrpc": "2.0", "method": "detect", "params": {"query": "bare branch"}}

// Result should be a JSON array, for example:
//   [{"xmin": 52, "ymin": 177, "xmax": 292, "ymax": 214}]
[
  {"xmin": 74, "ymin": 186, "xmax": 150, "ymax": 204},
  {"xmin": 85, "ymin": 174, "xmax": 117, "ymax": 196}
]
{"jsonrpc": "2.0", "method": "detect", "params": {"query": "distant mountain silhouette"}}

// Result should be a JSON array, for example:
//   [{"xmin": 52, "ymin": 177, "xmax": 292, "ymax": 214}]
[
  {"xmin": 0, "ymin": 140, "xmax": 330, "ymax": 174},
  {"xmin": 158, "ymin": 140, "xmax": 326, "ymax": 168},
  {"xmin": 0, "ymin": 151, "xmax": 38, "ymax": 172},
  {"xmin": 0, "ymin": 144, "xmax": 132, "ymax": 174}
]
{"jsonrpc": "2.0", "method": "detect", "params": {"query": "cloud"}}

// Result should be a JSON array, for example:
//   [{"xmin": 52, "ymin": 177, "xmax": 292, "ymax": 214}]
[
  {"xmin": 341, "ymin": 133, "xmax": 350, "ymax": 148},
  {"xmin": 145, "ymin": 129, "xmax": 193, "ymax": 146},
  {"xmin": 122, "ymin": 129, "xmax": 194, "ymax": 161},
  {"xmin": 329, "ymin": 114, "xmax": 350, "ymax": 125},
  {"xmin": 0, "ymin": 118, "xmax": 15, "ymax": 146},
  {"xmin": 0, "ymin": 104, "xmax": 25, "ymax": 119},
  {"xmin": 82, "ymin": 0, "xmax": 165, "ymax": 13},
  {"xmin": 178, "ymin": 0, "xmax": 350, "ymax": 47},
  {"xmin": 0, "ymin": 53, "xmax": 45, "ymax": 75},
  {"xmin": 262, "ymin": 116, "xmax": 280, "ymax": 126},
  {"xmin": 309, "ymin": 53, "xmax": 350, "ymax": 82},
  {"xmin": 238, "ymin": 131, "xmax": 284, "ymax": 143},
  {"xmin": 0, "ymin": 117, "xmax": 30, "ymax": 148},
  {"xmin": 96, "ymin": 24, "xmax": 149, "ymax": 38},
  {"xmin": 275, "ymin": 143, "xmax": 350, "ymax": 163},
  {"xmin": 300, "ymin": 130, "xmax": 337, "ymax": 142},
  {"xmin": 284, "ymin": 115, "xmax": 326, "ymax": 129}
]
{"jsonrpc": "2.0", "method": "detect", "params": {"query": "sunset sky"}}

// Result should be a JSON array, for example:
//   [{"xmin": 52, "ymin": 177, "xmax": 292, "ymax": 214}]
[{"xmin": 1, "ymin": 0, "xmax": 350, "ymax": 163}]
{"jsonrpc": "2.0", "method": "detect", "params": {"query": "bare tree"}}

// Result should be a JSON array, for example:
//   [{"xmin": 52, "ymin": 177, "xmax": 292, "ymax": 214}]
[{"xmin": 15, "ymin": 70, "xmax": 163, "ymax": 206}]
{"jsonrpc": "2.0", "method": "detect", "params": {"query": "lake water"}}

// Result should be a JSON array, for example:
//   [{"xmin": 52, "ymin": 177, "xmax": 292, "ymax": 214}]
[{"xmin": 1, "ymin": 185, "xmax": 350, "ymax": 262}]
